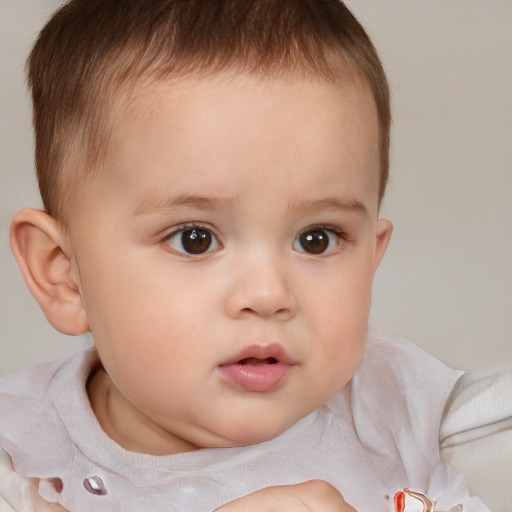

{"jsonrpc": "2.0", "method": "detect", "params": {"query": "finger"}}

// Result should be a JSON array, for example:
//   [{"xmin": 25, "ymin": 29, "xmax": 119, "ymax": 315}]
[
  {"xmin": 0, "ymin": 495, "xmax": 17, "ymax": 512},
  {"xmin": 0, "ymin": 449, "xmax": 68, "ymax": 512},
  {"xmin": 215, "ymin": 481, "xmax": 357, "ymax": 512},
  {"xmin": 295, "ymin": 480, "xmax": 357, "ymax": 511},
  {"xmin": 214, "ymin": 485, "xmax": 304, "ymax": 511}
]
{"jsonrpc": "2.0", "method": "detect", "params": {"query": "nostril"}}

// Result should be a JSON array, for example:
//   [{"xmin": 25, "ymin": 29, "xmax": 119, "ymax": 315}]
[
  {"xmin": 240, "ymin": 306, "xmax": 290, "ymax": 317},
  {"xmin": 230, "ymin": 290, "xmax": 297, "ymax": 320}
]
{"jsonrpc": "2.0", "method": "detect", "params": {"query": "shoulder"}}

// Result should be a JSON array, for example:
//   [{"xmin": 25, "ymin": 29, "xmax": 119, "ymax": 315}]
[
  {"xmin": 355, "ymin": 326, "xmax": 461, "ymax": 389},
  {"xmin": 0, "ymin": 350, "xmax": 97, "ymax": 411},
  {"xmin": 358, "ymin": 326, "xmax": 462, "ymax": 397},
  {"xmin": 328, "ymin": 327, "xmax": 462, "ymax": 456},
  {"xmin": 0, "ymin": 359, "xmax": 64, "ymax": 435},
  {"xmin": 0, "ymin": 350, "xmax": 98, "ymax": 473},
  {"xmin": 0, "ymin": 359, "xmax": 64, "ymax": 404}
]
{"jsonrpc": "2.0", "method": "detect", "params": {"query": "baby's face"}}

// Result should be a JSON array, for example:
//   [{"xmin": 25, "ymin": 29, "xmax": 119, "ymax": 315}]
[{"xmin": 67, "ymin": 73, "xmax": 391, "ymax": 454}]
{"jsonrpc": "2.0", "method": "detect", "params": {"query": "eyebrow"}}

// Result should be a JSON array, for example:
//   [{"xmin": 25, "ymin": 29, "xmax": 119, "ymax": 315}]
[
  {"xmin": 134, "ymin": 193, "xmax": 236, "ymax": 216},
  {"xmin": 134, "ymin": 193, "xmax": 367, "ymax": 217},
  {"xmin": 288, "ymin": 197, "xmax": 368, "ymax": 216}
]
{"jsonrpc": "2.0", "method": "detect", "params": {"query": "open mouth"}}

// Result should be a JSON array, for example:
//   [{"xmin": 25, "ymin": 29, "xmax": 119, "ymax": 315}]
[
  {"xmin": 218, "ymin": 347, "xmax": 293, "ymax": 392},
  {"xmin": 237, "ymin": 357, "xmax": 279, "ymax": 366}
]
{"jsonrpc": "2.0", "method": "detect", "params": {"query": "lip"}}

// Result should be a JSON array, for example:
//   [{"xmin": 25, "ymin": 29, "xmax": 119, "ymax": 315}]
[{"xmin": 217, "ymin": 344, "xmax": 295, "ymax": 392}]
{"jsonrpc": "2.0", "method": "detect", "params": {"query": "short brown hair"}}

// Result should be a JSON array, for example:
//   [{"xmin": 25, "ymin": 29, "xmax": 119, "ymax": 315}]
[{"xmin": 28, "ymin": 0, "xmax": 390, "ymax": 222}]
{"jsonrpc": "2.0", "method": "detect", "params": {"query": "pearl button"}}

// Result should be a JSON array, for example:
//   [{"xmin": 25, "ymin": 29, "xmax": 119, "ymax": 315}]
[{"xmin": 83, "ymin": 475, "xmax": 107, "ymax": 495}]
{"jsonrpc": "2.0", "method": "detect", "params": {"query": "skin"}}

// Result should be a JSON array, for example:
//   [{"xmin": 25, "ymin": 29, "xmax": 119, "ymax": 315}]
[
  {"xmin": 215, "ymin": 480, "xmax": 356, "ymax": 512},
  {"xmin": 10, "ymin": 72, "xmax": 392, "ymax": 510}
]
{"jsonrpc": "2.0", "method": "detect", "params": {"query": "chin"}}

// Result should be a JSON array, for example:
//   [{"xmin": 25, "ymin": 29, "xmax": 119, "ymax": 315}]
[{"xmin": 210, "ymin": 412, "xmax": 300, "ymax": 448}]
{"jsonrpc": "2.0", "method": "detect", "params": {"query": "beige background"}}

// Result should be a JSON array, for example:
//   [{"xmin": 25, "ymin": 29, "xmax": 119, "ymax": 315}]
[{"xmin": 1, "ymin": 1, "xmax": 511, "ymax": 376}]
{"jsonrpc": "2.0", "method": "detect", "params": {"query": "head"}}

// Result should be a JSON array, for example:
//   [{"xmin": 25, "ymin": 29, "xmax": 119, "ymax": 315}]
[
  {"xmin": 27, "ymin": 0, "xmax": 390, "ymax": 223},
  {"xmin": 11, "ymin": 0, "xmax": 393, "ymax": 454}
]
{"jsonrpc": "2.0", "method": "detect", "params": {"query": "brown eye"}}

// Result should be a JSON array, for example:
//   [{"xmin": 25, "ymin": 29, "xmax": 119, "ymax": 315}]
[
  {"xmin": 181, "ymin": 229, "xmax": 212, "ymax": 254},
  {"xmin": 299, "ymin": 230, "xmax": 328, "ymax": 254},
  {"xmin": 294, "ymin": 228, "xmax": 341, "ymax": 255},
  {"xmin": 166, "ymin": 227, "xmax": 220, "ymax": 255}
]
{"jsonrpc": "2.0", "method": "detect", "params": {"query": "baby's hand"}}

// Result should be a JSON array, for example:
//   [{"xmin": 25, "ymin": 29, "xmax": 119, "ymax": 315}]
[
  {"xmin": 0, "ymin": 449, "xmax": 67, "ymax": 512},
  {"xmin": 215, "ymin": 479, "xmax": 356, "ymax": 512}
]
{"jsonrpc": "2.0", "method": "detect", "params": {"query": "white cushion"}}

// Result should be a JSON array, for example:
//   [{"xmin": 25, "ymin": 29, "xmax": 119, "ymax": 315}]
[{"xmin": 440, "ymin": 369, "xmax": 512, "ymax": 512}]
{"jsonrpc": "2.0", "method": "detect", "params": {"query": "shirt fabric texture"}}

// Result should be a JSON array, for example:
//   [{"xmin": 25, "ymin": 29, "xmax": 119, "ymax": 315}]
[{"xmin": 0, "ymin": 328, "xmax": 489, "ymax": 512}]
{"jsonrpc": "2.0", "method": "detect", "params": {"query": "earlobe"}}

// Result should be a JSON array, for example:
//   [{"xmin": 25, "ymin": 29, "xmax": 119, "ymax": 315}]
[
  {"xmin": 374, "ymin": 218, "xmax": 393, "ymax": 269},
  {"xmin": 9, "ymin": 209, "xmax": 89, "ymax": 336}
]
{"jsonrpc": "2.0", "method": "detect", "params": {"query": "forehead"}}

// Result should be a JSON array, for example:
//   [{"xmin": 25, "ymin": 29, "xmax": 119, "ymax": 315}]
[{"xmin": 87, "ymin": 73, "xmax": 381, "ymax": 216}]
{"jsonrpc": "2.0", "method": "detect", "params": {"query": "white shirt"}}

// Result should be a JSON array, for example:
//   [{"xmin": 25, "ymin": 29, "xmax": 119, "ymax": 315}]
[{"xmin": 0, "ymin": 328, "xmax": 488, "ymax": 511}]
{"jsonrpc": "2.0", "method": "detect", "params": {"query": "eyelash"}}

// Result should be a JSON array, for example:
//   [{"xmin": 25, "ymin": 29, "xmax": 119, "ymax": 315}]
[
  {"xmin": 159, "ymin": 222, "xmax": 348, "ymax": 256},
  {"xmin": 302, "ymin": 224, "xmax": 347, "ymax": 238},
  {"xmin": 160, "ymin": 222, "xmax": 222, "ymax": 253},
  {"xmin": 294, "ymin": 224, "xmax": 348, "ymax": 255},
  {"xmin": 160, "ymin": 222, "xmax": 213, "ymax": 240}
]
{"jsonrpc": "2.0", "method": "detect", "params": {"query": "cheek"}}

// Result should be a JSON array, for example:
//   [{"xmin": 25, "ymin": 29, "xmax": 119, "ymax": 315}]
[
  {"xmin": 78, "ymin": 256, "xmax": 203, "ymax": 376},
  {"xmin": 301, "ymin": 260, "xmax": 374, "ymax": 393},
  {"xmin": 90, "ymin": 289, "xmax": 209, "ymax": 421},
  {"xmin": 306, "ymin": 258, "xmax": 374, "ymax": 328}
]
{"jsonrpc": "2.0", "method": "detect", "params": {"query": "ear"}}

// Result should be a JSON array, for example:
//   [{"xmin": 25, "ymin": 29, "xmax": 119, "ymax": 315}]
[
  {"xmin": 373, "ymin": 218, "xmax": 393, "ymax": 269},
  {"xmin": 9, "ymin": 209, "xmax": 89, "ymax": 336}
]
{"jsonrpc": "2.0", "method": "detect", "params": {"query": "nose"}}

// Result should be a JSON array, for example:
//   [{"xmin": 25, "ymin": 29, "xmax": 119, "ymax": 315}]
[{"xmin": 224, "ymin": 254, "xmax": 298, "ymax": 321}]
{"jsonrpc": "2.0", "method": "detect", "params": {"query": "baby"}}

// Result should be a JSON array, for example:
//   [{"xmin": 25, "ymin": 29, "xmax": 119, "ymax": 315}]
[{"xmin": 0, "ymin": 1, "xmax": 489, "ymax": 511}]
